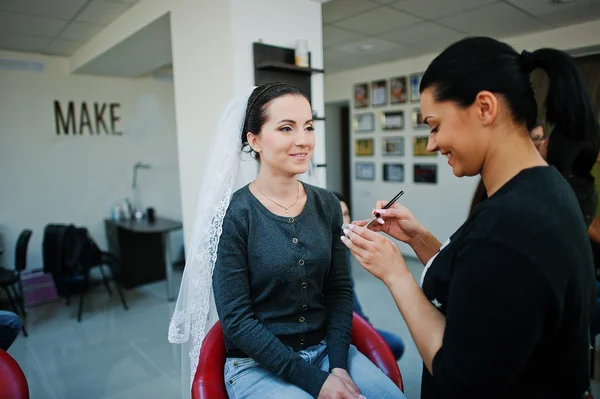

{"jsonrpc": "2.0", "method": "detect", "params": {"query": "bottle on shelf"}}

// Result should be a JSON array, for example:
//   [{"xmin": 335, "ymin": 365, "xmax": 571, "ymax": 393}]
[{"xmin": 295, "ymin": 39, "xmax": 309, "ymax": 68}]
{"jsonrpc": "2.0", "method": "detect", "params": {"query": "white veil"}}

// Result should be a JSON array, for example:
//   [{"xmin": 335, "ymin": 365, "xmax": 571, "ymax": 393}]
[
  {"xmin": 168, "ymin": 86, "xmax": 256, "ymax": 397},
  {"xmin": 168, "ymin": 85, "xmax": 321, "ymax": 399}
]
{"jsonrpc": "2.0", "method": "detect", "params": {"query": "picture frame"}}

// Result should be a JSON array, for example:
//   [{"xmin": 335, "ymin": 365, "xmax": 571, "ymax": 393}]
[
  {"xmin": 412, "ymin": 108, "xmax": 428, "ymax": 129},
  {"xmin": 382, "ymin": 137, "xmax": 405, "ymax": 156},
  {"xmin": 381, "ymin": 110, "xmax": 404, "ymax": 130},
  {"xmin": 354, "ymin": 82, "xmax": 369, "ymax": 108},
  {"xmin": 383, "ymin": 163, "xmax": 404, "ymax": 182},
  {"xmin": 356, "ymin": 162, "xmax": 376, "ymax": 181},
  {"xmin": 355, "ymin": 138, "xmax": 374, "ymax": 156},
  {"xmin": 390, "ymin": 76, "xmax": 407, "ymax": 104},
  {"xmin": 413, "ymin": 136, "xmax": 436, "ymax": 156},
  {"xmin": 410, "ymin": 73, "xmax": 423, "ymax": 102},
  {"xmin": 353, "ymin": 113, "xmax": 375, "ymax": 133},
  {"xmin": 414, "ymin": 164, "xmax": 438, "ymax": 184},
  {"xmin": 371, "ymin": 79, "xmax": 387, "ymax": 107}
]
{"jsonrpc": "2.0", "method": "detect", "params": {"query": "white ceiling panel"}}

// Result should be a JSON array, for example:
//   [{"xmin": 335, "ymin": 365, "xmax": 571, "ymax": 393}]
[
  {"xmin": 368, "ymin": 43, "xmax": 425, "ymax": 61},
  {"xmin": 46, "ymin": 38, "xmax": 82, "ymax": 56},
  {"xmin": 0, "ymin": 11, "xmax": 68, "ymax": 37},
  {"xmin": 60, "ymin": 21, "xmax": 104, "ymax": 41},
  {"xmin": 439, "ymin": 2, "xmax": 547, "ymax": 36},
  {"xmin": 0, "ymin": 0, "xmax": 89, "ymax": 20},
  {"xmin": 335, "ymin": 37, "xmax": 400, "ymax": 54},
  {"xmin": 0, "ymin": 0, "xmax": 138, "ymax": 57},
  {"xmin": 536, "ymin": 2, "xmax": 600, "ymax": 27},
  {"xmin": 390, "ymin": 0, "xmax": 498, "ymax": 19},
  {"xmin": 76, "ymin": 0, "xmax": 131, "ymax": 24},
  {"xmin": 324, "ymin": 48, "xmax": 356, "ymax": 64},
  {"xmin": 381, "ymin": 21, "xmax": 466, "ymax": 51},
  {"xmin": 333, "ymin": 7, "xmax": 422, "ymax": 35},
  {"xmin": 0, "ymin": 32, "xmax": 50, "ymax": 53},
  {"xmin": 373, "ymin": 0, "xmax": 397, "ymax": 3},
  {"xmin": 322, "ymin": 0, "xmax": 380, "ymax": 24},
  {"xmin": 506, "ymin": 0, "xmax": 596, "ymax": 16},
  {"xmin": 323, "ymin": 26, "xmax": 366, "ymax": 48}
]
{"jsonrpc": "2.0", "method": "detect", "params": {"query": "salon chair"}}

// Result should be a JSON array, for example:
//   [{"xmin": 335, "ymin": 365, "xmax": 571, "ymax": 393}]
[
  {"xmin": 192, "ymin": 312, "xmax": 404, "ymax": 399},
  {"xmin": 0, "ymin": 349, "xmax": 29, "ymax": 399}
]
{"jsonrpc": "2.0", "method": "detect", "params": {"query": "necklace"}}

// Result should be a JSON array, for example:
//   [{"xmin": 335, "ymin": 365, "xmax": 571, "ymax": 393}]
[{"xmin": 254, "ymin": 180, "xmax": 300, "ymax": 213}]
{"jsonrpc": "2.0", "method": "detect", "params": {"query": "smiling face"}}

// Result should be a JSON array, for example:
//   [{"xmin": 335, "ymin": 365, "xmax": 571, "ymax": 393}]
[
  {"xmin": 420, "ymin": 88, "xmax": 494, "ymax": 177},
  {"xmin": 247, "ymin": 94, "xmax": 315, "ymax": 177}
]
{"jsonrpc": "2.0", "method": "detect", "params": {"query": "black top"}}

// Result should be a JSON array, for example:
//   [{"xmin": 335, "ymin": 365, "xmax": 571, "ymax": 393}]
[
  {"xmin": 212, "ymin": 183, "xmax": 353, "ymax": 398},
  {"xmin": 421, "ymin": 166, "xmax": 595, "ymax": 399}
]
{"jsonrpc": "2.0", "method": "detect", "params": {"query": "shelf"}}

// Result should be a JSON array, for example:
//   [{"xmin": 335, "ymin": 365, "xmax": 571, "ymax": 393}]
[{"xmin": 256, "ymin": 61, "xmax": 324, "ymax": 75}]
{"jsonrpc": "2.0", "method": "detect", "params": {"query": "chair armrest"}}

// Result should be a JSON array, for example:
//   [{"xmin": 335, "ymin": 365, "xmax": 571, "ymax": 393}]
[
  {"xmin": 192, "ymin": 321, "xmax": 228, "ymax": 399},
  {"xmin": 0, "ymin": 349, "xmax": 29, "ymax": 399},
  {"xmin": 351, "ymin": 312, "xmax": 404, "ymax": 391}
]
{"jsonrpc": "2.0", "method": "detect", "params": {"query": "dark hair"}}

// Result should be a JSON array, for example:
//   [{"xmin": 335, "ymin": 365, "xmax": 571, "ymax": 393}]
[
  {"xmin": 420, "ymin": 36, "xmax": 599, "ymax": 178},
  {"xmin": 241, "ymin": 82, "xmax": 309, "ymax": 158},
  {"xmin": 333, "ymin": 191, "xmax": 346, "ymax": 203}
]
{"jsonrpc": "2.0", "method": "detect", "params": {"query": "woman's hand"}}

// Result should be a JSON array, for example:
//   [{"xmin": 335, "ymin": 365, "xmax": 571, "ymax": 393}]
[
  {"xmin": 317, "ymin": 374, "xmax": 363, "ymax": 399},
  {"xmin": 352, "ymin": 201, "xmax": 421, "ymax": 245},
  {"xmin": 341, "ymin": 224, "xmax": 409, "ymax": 286},
  {"xmin": 331, "ymin": 368, "xmax": 361, "ymax": 396}
]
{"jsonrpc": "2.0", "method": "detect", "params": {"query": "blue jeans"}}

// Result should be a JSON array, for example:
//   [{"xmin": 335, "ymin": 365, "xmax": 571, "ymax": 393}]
[
  {"xmin": 224, "ymin": 342, "xmax": 406, "ymax": 399},
  {"xmin": 376, "ymin": 329, "xmax": 405, "ymax": 360},
  {"xmin": 0, "ymin": 310, "xmax": 22, "ymax": 351}
]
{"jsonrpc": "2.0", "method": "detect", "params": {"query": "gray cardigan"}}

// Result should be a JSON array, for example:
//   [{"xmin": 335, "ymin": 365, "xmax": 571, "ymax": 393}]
[{"xmin": 212, "ymin": 182, "xmax": 353, "ymax": 397}]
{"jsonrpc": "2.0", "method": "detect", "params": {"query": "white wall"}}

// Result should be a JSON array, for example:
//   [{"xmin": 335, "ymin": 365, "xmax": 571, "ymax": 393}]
[
  {"xmin": 171, "ymin": 0, "xmax": 325, "ymax": 247},
  {"xmin": 324, "ymin": 19, "xmax": 600, "ymax": 256},
  {"xmin": 231, "ymin": 0, "xmax": 326, "ymax": 186},
  {"xmin": 0, "ymin": 50, "xmax": 181, "ymax": 271}
]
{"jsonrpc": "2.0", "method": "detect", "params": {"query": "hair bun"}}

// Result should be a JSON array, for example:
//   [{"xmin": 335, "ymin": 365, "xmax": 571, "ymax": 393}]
[{"xmin": 520, "ymin": 50, "xmax": 536, "ymax": 74}]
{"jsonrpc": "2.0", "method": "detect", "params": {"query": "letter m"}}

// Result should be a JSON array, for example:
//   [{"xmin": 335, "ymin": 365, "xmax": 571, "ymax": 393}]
[{"xmin": 54, "ymin": 100, "xmax": 76, "ymax": 135}]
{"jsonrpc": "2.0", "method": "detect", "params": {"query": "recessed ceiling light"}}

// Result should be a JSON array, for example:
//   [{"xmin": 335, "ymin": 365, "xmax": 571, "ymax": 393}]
[
  {"xmin": 359, "ymin": 44, "xmax": 374, "ymax": 51},
  {"xmin": 551, "ymin": 0, "xmax": 574, "ymax": 3}
]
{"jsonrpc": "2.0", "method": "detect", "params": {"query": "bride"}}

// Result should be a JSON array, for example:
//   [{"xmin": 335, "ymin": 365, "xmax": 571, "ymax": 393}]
[{"xmin": 169, "ymin": 82, "xmax": 406, "ymax": 399}]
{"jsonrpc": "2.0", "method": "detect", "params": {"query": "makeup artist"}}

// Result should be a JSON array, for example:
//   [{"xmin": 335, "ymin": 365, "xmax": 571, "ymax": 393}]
[{"xmin": 342, "ymin": 37, "xmax": 600, "ymax": 399}]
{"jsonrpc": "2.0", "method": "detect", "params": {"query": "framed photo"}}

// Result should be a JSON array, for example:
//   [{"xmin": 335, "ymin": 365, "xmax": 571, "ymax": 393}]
[
  {"xmin": 390, "ymin": 76, "xmax": 407, "ymax": 104},
  {"xmin": 410, "ymin": 73, "xmax": 423, "ymax": 102},
  {"xmin": 354, "ymin": 83, "xmax": 369, "ymax": 108},
  {"xmin": 355, "ymin": 138, "xmax": 374, "ymax": 156},
  {"xmin": 381, "ymin": 111, "xmax": 404, "ymax": 130},
  {"xmin": 413, "ymin": 136, "xmax": 436, "ymax": 156},
  {"xmin": 383, "ymin": 163, "xmax": 404, "ymax": 182},
  {"xmin": 412, "ymin": 108, "xmax": 428, "ymax": 129},
  {"xmin": 354, "ymin": 113, "xmax": 375, "ymax": 133},
  {"xmin": 372, "ymin": 79, "xmax": 387, "ymax": 107},
  {"xmin": 414, "ymin": 164, "xmax": 438, "ymax": 184},
  {"xmin": 356, "ymin": 162, "xmax": 376, "ymax": 180},
  {"xmin": 382, "ymin": 137, "xmax": 405, "ymax": 156}
]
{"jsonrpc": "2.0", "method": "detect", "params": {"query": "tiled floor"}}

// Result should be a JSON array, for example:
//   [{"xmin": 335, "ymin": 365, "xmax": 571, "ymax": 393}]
[{"xmin": 6, "ymin": 258, "xmax": 600, "ymax": 398}]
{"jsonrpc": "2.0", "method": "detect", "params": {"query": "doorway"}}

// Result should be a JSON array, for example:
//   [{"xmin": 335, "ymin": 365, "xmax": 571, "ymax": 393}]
[{"xmin": 325, "ymin": 101, "xmax": 351, "ymax": 208}]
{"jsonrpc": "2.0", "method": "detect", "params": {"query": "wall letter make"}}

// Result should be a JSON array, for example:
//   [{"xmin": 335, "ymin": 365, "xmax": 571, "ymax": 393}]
[{"xmin": 54, "ymin": 101, "xmax": 122, "ymax": 136}]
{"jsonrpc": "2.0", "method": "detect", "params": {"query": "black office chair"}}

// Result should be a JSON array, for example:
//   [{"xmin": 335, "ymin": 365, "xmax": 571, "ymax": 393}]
[
  {"xmin": 61, "ymin": 226, "xmax": 128, "ymax": 322},
  {"xmin": 0, "ymin": 230, "xmax": 32, "ymax": 337}
]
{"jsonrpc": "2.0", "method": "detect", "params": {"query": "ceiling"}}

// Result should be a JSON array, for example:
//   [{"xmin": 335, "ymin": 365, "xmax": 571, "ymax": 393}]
[
  {"xmin": 323, "ymin": 0, "xmax": 600, "ymax": 73},
  {"xmin": 1, "ymin": 0, "xmax": 599, "ymax": 75},
  {"xmin": 0, "ymin": 0, "xmax": 138, "ymax": 56}
]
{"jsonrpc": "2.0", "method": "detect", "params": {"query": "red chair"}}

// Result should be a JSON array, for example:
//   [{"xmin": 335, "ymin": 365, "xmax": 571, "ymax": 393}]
[
  {"xmin": 192, "ymin": 312, "xmax": 404, "ymax": 399},
  {"xmin": 0, "ymin": 349, "xmax": 29, "ymax": 399}
]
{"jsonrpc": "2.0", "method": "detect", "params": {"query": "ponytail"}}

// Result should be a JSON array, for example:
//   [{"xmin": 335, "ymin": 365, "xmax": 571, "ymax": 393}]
[{"xmin": 532, "ymin": 48, "xmax": 600, "ymax": 177}]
